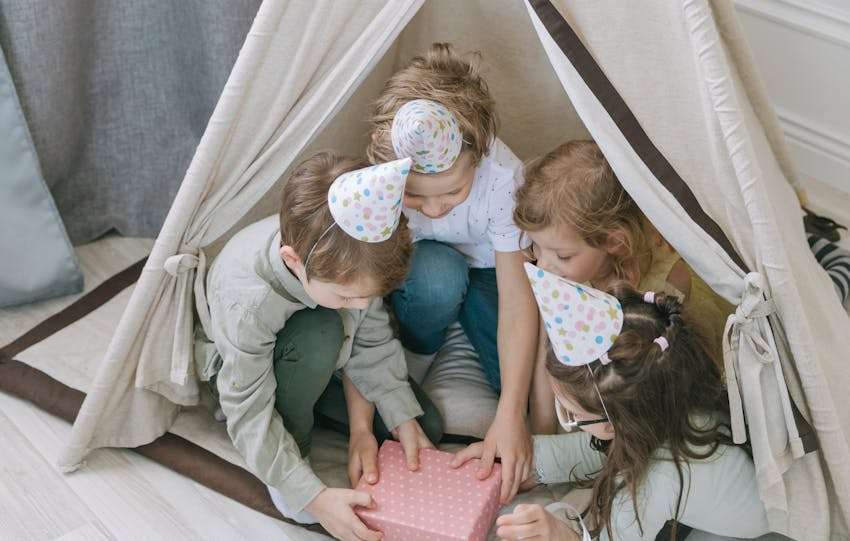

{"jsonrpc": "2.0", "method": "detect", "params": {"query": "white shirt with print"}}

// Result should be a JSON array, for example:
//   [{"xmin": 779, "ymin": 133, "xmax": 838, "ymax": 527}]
[{"xmin": 403, "ymin": 138, "xmax": 529, "ymax": 269}]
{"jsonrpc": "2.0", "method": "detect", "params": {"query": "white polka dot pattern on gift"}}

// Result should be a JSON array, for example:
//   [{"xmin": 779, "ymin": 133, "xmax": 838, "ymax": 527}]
[
  {"xmin": 391, "ymin": 99, "xmax": 463, "ymax": 174},
  {"xmin": 354, "ymin": 441, "xmax": 502, "ymax": 541},
  {"xmin": 328, "ymin": 157, "xmax": 411, "ymax": 242},
  {"xmin": 523, "ymin": 262, "xmax": 624, "ymax": 367}
]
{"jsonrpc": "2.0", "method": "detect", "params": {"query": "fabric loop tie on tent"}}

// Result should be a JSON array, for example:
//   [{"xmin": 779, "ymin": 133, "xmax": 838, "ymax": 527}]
[
  {"xmin": 162, "ymin": 246, "xmax": 213, "ymax": 385},
  {"xmin": 723, "ymin": 273, "xmax": 805, "ymax": 457}
]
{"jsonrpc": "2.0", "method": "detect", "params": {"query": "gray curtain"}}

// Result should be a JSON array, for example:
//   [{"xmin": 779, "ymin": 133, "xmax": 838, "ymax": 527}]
[{"xmin": 0, "ymin": 0, "xmax": 262, "ymax": 244}]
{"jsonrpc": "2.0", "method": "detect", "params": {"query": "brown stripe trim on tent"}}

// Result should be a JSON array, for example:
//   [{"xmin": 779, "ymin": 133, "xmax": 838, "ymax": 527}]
[
  {"xmin": 0, "ymin": 357, "xmax": 330, "ymax": 536},
  {"xmin": 528, "ymin": 0, "xmax": 749, "ymax": 273},
  {"xmin": 0, "ymin": 257, "xmax": 147, "ymax": 361},
  {"xmin": 528, "ymin": 0, "xmax": 819, "ymax": 454}
]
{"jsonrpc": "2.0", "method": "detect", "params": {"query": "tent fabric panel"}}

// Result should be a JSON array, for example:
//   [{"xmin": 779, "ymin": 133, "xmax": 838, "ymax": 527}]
[
  {"xmin": 707, "ymin": 0, "xmax": 802, "ymax": 192},
  {"xmin": 526, "ymin": 0, "xmax": 749, "ymax": 275},
  {"xmin": 682, "ymin": 2, "xmax": 850, "ymax": 535},
  {"xmin": 524, "ymin": 0, "xmax": 746, "ymax": 305},
  {"xmin": 61, "ymin": 0, "xmax": 424, "ymax": 469},
  {"xmin": 534, "ymin": 0, "xmax": 764, "ymax": 281}
]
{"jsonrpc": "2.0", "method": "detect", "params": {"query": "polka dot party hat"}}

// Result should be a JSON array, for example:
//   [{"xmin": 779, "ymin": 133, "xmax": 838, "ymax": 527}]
[
  {"xmin": 328, "ymin": 157, "xmax": 411, "ymax": 243},
  {"xmin": 524, "ymin": 262, "xmax": 624, "ymax": 366},
  {"xmin": 391, "ymin": 99, "xmax": 463, "ymax": 174}
]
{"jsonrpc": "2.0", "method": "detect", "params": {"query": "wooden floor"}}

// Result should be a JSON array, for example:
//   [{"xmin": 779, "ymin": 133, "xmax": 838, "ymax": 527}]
[
  {"xmin": 1, "ymin": 178, "xmax": 847, "ymax": 541},
  {"xmin": 0, "ymin": 390, "xmax": 314, "ymax": 541}
]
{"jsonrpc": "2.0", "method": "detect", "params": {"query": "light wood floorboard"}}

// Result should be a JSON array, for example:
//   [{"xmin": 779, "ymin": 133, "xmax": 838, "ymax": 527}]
[{"xmin": 0, "ymin": 392, "xmax": 313, "ymax": 540}]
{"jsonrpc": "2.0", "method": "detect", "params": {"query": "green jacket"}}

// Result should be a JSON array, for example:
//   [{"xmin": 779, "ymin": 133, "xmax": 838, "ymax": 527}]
[{"xmin": 194, "ymin": 215, "xmax": 422, "ymax": 512}]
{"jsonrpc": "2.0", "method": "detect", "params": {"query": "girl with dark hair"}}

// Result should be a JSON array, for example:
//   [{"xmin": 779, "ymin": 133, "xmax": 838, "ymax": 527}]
[{"xmin": 453, "ymin": 266, "xmax": 771, "ymax": 540}]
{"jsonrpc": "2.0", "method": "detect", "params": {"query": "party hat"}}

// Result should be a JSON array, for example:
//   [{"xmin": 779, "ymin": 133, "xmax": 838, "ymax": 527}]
[
  {"xmin": 328, "ymin": 157, "xmax": 411, "ymax": 243},
  {"xmin": 391, "ymin": 99, "xmax": 463, "ymax": 174},
  {"xmin": 524, "ymin": 263, "xmax": 623, "ymax": 366}
]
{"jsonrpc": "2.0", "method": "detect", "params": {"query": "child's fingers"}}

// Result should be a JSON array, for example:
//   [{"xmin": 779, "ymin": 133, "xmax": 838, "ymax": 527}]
[
  {"xmin": 509, "ymin": 459, "xmax": 526, "ymax": 503},
  {"xmin": 496, "ymin": 522, "xmax": 542, "ymax": 540},
  {"xmin": 496, "ymin": 504, "xmax": 543, "ymax": 525},
  {"xmin": 499, "ymin": 454, "xmax": 516, "ymax": 503},
  {"xmin": 450, "ymin": 442, "xmax": 483, "ymax": 468},
  {"xmin": 400, "ymin": 434, "xmax": 421, "ymax": 471},
  {"xmin": 347, "ymin": 459, "xmax": 362, "ymax": 488},
  {"xmin": 362, "ymin": 450, "xmax": 379, "ymax": 484},
  {"xmin": 347, "ymin": 489, "xmax": 374, "ymax": 509},
  {"xmin": 478, "ymin": 441, "xmax": 498, "ymax": 480},
  {"xmin": 350, "ymin": 516, "xmax": 383, "ymax": 541}
]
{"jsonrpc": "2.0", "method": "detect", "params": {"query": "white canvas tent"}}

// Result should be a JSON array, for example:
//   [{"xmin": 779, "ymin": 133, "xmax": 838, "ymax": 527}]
[{"xmin": 28, "ymin": 0, "xmax": 848, "ymax": 538}]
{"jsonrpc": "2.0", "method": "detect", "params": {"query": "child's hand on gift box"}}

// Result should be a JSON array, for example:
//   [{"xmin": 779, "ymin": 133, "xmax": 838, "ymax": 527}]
[
  {"xmin": 391, "ymin": 419, "xmax": 436, "ymax": 471},
  {"xmin": 451, "ymin": 439, "xmax": 536, "ymax": 503},
  {"xmin": 496, "ymin": 504, "xmax": 581, "ymax": 541},
  {"xmin": 349, "ymin": 429, "xmax": 380, "ymax": 487},
  {"xmin": 306, "ymin": 488, "xmax": 384, "ymax": 541},
  {"xmin": 451, "ymin": 417, "xmax": 532, "ymax": 504}
]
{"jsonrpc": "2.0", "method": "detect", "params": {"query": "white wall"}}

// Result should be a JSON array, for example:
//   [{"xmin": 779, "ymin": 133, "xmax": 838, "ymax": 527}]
[{"xmin": 735, "ymin": 0, "xmax": 850, "ymax": 195}]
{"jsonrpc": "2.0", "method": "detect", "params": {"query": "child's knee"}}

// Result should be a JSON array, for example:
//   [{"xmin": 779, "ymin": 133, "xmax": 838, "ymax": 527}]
[
  {"xmin": 275, "ymin": 307, "xmax": 344, "ymax": 372},
  {"xmin": 401, "ymin": 241, "xmax": 469, "ymax": 309}
]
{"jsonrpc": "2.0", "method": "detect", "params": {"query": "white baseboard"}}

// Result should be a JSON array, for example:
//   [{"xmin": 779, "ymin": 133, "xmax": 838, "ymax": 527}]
[
  {"xmin": 735, "ymin": 0, "xmax": 850, "ymax": 49},
  {"xmin": 775, "ymin": 106, "xmax": 850, "ymax": 194}
]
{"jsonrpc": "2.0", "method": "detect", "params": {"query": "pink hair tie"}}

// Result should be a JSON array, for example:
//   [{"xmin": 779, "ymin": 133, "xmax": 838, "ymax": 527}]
[
  {"xmin": 653, "ymin": 336, "xmax": 669, "ymax": 351},
  {"xmin": 643, "ymin": 291, "xmax": 656, "ymax": 303},
  {"xmin": 599, "ymin": 352, "xmax": 612, "ymax": 365}
]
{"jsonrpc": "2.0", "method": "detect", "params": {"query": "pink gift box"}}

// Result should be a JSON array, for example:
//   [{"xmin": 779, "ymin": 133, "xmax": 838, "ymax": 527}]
[{"xmin": 355, "ymin": 440, "xmax": 502, "ymax": 541}]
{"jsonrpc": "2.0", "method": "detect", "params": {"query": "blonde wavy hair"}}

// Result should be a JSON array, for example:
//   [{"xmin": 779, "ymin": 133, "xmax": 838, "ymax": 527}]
[
  {"xmin": 514, "ymin": 140, "xmax": 651, "ymax": 287},
  {"xmin": 366, "ymin": 42, "xmax": 498, "ymax": 167}
]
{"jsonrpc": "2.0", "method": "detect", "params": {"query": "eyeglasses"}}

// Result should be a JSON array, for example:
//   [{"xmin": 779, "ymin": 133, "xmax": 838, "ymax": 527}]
[{"xmin": 555, "ymin": 398, "xmax": 608, "ymax": 432}]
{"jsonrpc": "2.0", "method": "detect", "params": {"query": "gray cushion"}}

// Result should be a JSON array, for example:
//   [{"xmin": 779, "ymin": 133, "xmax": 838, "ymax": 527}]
[
  {"xmin": 421, "ymin": 324, "xmax": 500, "ymax": 439},
  {"xmin": 0, "ymin": 45, "xmax": 82, "ymax": 307}
]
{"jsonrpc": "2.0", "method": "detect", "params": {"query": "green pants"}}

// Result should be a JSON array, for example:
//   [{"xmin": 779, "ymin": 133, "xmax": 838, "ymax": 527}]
[{"xmin": 212, "ymin": 307, "xmax": 443, "ymax": 457}]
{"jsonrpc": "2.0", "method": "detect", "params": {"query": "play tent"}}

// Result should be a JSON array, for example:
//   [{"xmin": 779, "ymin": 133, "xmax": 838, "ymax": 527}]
[{"xmin": 2, "ymin": 0, "xmax": 848, "ymax": 539}]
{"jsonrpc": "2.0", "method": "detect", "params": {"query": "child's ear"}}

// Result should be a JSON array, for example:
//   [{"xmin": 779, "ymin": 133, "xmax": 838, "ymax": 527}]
[
  {"xmin": 279, "ymin": 245, "xmax": 302, "ymax": 270},
  {"xmin": 604, "ymin": 229, "xmax": 630, "ymax": 257}
]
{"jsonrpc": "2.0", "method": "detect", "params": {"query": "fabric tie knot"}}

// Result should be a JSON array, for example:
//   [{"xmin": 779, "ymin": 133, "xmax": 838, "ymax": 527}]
[
  {"xmin": 163, "ymin": 245, "xmax": 202, "ymax": 277},
  {"xmin": 159, "ymin": 244, "xmax": 212, "ymax": 385},
  {"xmin": 722, "ymin": 272, "xmax": 803, "ymax": 459}
]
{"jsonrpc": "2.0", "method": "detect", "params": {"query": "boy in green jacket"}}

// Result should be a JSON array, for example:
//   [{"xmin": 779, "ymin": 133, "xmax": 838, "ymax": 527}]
[{"xmin": 194, "ymin": 152, "xmax": 442, "ymax": 540}]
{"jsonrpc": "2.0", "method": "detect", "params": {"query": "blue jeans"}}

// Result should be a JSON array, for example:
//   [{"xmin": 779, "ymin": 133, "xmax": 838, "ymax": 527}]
[{"xmin": 390, "ymin": 240, "xmax": 501, "ymax": 392}]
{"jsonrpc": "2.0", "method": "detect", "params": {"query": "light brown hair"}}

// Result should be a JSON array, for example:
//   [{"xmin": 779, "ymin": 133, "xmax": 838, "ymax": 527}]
[
  {"xmin": 366, "ymin": 42, "xmax": 498, "ymax": 167},
  {"xmin": 514, "ymin": 140, "xmax": 650, "ymax": 286},
  {"xmin": 547, "ymin": 283, "xmax": 731, "ymax": 540},
  {"xmin": 279, "ymin": 152, "xmax": 412, "ymax": 295}
]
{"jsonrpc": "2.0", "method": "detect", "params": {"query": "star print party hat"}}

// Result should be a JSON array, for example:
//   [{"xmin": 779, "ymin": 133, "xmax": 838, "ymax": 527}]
[
  {"xmin": 328, "ymin": 157, "xmax": 412, "ymax": 243},
  {"xmin": 524, "ymin": 262, "xmax": 624, "ymax": 366},
  {"xmin": 355, "ymin": 440, "xmax": 501, "ymax": 541},
  {"xmin": 391, "ymin": 99, "xmax": 463, "ymax": 174}
]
